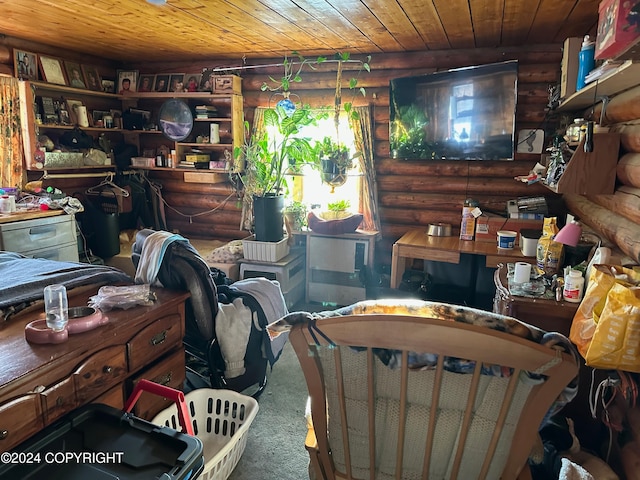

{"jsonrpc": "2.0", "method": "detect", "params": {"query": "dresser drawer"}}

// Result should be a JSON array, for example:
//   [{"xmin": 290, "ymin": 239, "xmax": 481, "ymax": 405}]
[
  {"xmin": 127, "ymin": 313, "xmax": 183, "ymax": 372},
  {"xmin": 128, "ymin": 348, "xmax": 185, "ymax": 421},
  {"xmin": 20, "ymin": 241, "xmax": 79, "ymax": 262},
  {"xmin": 94, "ymin": 384, "xmax": 125, "ymax": 411},
  {"xmin": 0, "ymin": 394, "xmax": 43, "ymax": 453},
  {"xmin": 73, "ymin": 345, "xmax": 128, "ymax": 403},
  {"xmin": 41, "ymin": 376, "xmax": 77, "ymax": 424},
  {"xmin": 0, "ymin": 214, "xmax": 76, "ymax": 253}
]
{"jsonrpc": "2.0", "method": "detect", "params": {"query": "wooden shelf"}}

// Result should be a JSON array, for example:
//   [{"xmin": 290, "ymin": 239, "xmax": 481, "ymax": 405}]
[
  {"xmin": 557, "ymin": 60, "xmax": 640, "ymax": 112},
  {"xmin": 38, "ymin": 124, "xmax": 124, "ymax": 133},
  {"xmin": 542, "ymin": 133, "xmax": 620, "ymax": 194},
  {"xmin": 30, "ymin": 81, "xmax": 119, "ymax": 98}
]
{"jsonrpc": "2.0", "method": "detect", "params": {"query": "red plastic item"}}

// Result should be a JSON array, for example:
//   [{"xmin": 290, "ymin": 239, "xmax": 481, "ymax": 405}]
[{"xmin": 124, "ymin": 379, "xmax": 194, "ymax": 436}]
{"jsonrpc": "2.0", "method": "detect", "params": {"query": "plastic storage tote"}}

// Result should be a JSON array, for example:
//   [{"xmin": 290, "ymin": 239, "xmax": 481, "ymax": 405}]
[
  {"xmin": 153, "ymin": 388, "xmax": 259, "ymax": 480},
  {"xmin": 0, "ymin": 402, "xmax": 204, "ymax": 480}
]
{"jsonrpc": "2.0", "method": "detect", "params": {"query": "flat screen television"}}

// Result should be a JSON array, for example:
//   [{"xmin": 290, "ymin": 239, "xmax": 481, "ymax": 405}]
[{"xmin": 389, "ymin": 61, "xmax": 518, "ymax": 161}]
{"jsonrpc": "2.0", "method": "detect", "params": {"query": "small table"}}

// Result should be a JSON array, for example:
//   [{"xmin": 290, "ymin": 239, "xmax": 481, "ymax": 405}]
[{"xmin": 390, "ymin": 229, "xmax": 535, "ymax": 289}]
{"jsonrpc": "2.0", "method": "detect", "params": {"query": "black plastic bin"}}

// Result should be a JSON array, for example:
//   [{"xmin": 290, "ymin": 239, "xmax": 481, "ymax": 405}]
[{"xmin": 0, "ymin": 385, "xmax": 204, "ymax": 480}]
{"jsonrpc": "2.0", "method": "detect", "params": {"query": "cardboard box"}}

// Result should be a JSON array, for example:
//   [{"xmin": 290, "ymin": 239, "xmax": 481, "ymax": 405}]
[
  {"xmin": 595, "ymin": 0, "xmax": 640, "ymax": 60},
  {"xmin": 475, "ymin": 214, "xmax": 543, "ymax": 245},
  {"xmin": 561, "ymin": 37, "xmax": 583, "ymax": 99},
  {"xmin": 213, "ymin": 75, "xmax": 242, "ymax": 94}
]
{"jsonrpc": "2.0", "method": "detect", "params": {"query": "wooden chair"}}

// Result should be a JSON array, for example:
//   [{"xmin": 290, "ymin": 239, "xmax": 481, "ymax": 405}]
[{"xmin": 288, "ymin": 304, "xmax": 579, "ymax": 480}]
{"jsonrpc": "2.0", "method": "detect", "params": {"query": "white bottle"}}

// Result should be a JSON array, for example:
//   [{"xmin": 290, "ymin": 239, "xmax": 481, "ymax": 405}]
[{"xmin": 563, "ymin": 269, "xmax": 584, "ymax": 303}]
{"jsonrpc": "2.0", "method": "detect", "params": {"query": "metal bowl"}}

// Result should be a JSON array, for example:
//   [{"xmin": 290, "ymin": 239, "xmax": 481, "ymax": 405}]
[{"xmin": 427, "ymin": 223, "xmax": 452, "ymax": 237}]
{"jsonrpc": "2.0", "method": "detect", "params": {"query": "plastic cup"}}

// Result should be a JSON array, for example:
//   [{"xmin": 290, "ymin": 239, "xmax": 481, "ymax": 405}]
[{"xmin": 44, "ymin": 284, "xmax": 69, "ymax": 332}]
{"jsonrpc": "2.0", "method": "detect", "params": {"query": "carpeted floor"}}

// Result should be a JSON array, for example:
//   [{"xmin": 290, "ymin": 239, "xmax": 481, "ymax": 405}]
[{"xmin": 226, "ymin": 341, "xmax": 310, "ymax": 479}]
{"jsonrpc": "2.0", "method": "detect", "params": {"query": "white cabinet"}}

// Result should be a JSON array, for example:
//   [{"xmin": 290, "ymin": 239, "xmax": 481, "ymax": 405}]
[
  {"xmin": 305, "ymin": 231, "xmax": 377, "ymax": 306},
  {"xmin": 0, "ymin": 213, "xmax": 78, "ymax": 262}
]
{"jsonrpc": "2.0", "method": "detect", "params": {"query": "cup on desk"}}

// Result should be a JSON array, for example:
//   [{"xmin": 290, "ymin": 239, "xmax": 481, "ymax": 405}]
[{"xmin": 44, "ymin": 284, "xmax": 69, "ymax": 332}]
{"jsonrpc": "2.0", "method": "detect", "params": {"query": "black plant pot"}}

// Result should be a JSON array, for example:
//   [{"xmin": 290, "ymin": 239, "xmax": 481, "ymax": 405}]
[{"xmin": 253, "ymin": 194, "xmax": 284, "ymax": 242}]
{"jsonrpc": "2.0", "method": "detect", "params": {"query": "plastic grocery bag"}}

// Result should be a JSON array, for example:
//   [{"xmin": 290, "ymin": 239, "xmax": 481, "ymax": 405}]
[
  {"xmin": 585, "ymin": 282, "xmax": 640, "ymax": 372},
  {"xmin": 570, "ymin": 264, "xmax": 640, "ymax": 369}
]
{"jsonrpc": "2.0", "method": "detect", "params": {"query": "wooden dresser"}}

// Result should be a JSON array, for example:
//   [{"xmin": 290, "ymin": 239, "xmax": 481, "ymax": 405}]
[{"xmin": 0, "ymin": 286, "xmax": 190, "ymax": 453}]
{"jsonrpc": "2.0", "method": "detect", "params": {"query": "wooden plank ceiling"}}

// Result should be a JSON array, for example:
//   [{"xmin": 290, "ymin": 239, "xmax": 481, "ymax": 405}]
[{"xmin": 0, "ymin": 0, "xmax": 600, "ymax": 62}]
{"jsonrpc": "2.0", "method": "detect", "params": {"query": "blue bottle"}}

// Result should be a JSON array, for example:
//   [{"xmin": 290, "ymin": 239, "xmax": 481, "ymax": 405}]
[{"xmin": 576, "ymin": 35, "xmax": 595, "ymax": 91}]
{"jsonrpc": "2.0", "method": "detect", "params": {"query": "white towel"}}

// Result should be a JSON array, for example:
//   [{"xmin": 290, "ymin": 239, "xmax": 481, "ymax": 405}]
[{"xmin": 134, "ymin": 231, "xmax": 188, "ymax": 286}]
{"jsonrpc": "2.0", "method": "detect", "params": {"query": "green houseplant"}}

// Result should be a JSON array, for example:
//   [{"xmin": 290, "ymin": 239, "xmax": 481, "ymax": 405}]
[
  {"xmin": 234, "ymin": 102, "xmax": 318, "ymax": 242},
  {"xmin": 283, "ymin": 200, "xmax": 307, "ymax": 231}
]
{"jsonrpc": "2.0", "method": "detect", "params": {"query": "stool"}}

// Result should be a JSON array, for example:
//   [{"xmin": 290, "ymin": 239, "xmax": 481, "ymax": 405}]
[{"xmin": 240, "ymin": 249, "xmax": 305, "ymax": 309}]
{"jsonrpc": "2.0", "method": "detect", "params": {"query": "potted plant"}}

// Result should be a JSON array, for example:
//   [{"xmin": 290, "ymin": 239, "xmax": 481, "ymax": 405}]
[
  {"xmin": 283, "ymin": 200, "xmax": 307, "ymax": 231},
  {"xmin": 317, "ymin": 136, "xmax": 360, "ymax": 191},
  {"xmin": 234, "ymin": 103, "xmax": 318, "ymax": 242},
  {"xmin": 323, "ymin": 199, "xmax": 351, "ymax": 220}
]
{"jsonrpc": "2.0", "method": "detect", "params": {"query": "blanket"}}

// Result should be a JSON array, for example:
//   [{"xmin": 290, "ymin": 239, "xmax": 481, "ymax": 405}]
[
  {"xmin": 0, "ymin": 251, "xmax": 132, "ymax": 321},
  {"xmin": 268, "ymin": 299, "xmax": 580, "ymax": 414}
]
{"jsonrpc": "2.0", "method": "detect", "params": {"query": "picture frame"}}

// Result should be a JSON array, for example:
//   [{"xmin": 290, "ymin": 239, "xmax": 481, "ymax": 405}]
[
  {"xmin": 39, "ymin": 56, "xmax": 67, "ymax": 85},
  {"xmin": 110, "ymin": 109, "xmax": 123, "ymax": 129},
  {"xmin": 117, "ymin": 70, "xmax": 138, "ymax": 95},
  {"xmin": 64, "ymin": 61, "xmax": 86, "ymax": 89},
  {"xmin": 101, "ymin": 79, "xmax": 115, "ymax": 93},
  {"xmin": 199, "ymin": 68, "xmax": 215, "ymax": 91},
  {"xmin": 13, "ymin": 49, "xmax": 38, "ymax": 81},
  {"xmin": 92, "ymin": 110, "xmax": 110, "ymax": 127},
  {"xmin": 82, "ymin": 65, "xmax": 103, "ymax": 92},
  {"xmin": 138, "ymin": 74, "xmax": 155, "ymax": 93},
  {"xmin": 169, "ymin": 73, "xmax": 185, "ymax": 92},
  {"xmin": 154, "ymin": 74, "xmax": 170, "ymax": 92},
  {"xmin": 59, "ymin": 109, "xmax": 71, "ymax": 126},
  {"xmin": 184, "ymin": 74, "xmax": 202, "ymax": 92},
  {"xmin": 65, "ymin": 99, "xmax": 85, "ymax": 126}
]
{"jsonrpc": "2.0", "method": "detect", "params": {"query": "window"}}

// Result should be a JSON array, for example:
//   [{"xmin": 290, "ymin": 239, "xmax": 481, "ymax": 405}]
[{"xmin": 279, "ymin": 112, "xmax": 362, "ymax": 213}]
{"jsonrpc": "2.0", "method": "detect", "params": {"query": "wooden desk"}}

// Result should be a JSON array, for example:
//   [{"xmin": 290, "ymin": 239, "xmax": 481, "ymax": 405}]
[
  {"xmin": 390, "ymin": 229, "xmax": 536, "ymax": 289},
  {"xmin": 0, "ymin": 287, "xmax": 190, "ymax": 453}
]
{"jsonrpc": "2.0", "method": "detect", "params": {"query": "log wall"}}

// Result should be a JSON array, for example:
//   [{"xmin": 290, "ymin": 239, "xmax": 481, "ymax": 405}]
[
  {"xmin": 6, "ymin": 37, "xmax": 575, "ymax": 263},
  {"xmin": 135, "ymin": 46, "xmax": 561, "ymax": 256},
  {"xmin": 564, "ymin": 85, "xmax": 640, "ymax": 264}
]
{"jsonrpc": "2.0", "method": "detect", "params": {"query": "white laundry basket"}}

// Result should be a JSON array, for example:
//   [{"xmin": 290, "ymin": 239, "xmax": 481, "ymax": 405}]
[{"xmin": 152, "ymin": 388, "xmax": 259, "ymax": 480}]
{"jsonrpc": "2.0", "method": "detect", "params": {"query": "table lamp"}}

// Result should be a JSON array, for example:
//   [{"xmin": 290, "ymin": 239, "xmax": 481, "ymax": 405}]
[{"xmin": 554, "ymin": 219, "xmax": 582, "ymax": 247}]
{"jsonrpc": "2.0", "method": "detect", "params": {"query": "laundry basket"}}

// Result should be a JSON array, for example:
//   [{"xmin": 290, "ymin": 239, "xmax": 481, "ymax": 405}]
[{"xmin": 152, "ymin": 388, "xmax": 259, "ymax": 480}]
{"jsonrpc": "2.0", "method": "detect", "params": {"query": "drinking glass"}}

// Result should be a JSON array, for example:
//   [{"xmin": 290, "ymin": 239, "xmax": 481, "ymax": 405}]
[{"xmin": 44, "ymin": 284, "xmax": 69, "ymax": 332}]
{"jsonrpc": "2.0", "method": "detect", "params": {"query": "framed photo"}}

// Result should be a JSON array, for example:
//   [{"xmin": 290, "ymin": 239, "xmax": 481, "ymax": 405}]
[
  {"xmin": 92, "ymin": 110, "xmax": 110, "ymax": 127},
  {"xmin": 169, "ymin": 73, "xmax": 185, "ymax": 92},
  {"xmin": 117, "ymin": 70, "xmax": 138, "ymax": 95},
  {"xmin": 13, "ymin": 49, "xmax": 38, "ymax": 81},
  {"xmin": 154, "ymin": 74, "xmax": 169, "ymax": 92},
  {"xmin": 138, "ymin": 74, "xmax": 155, "ymax": 93},
  {"xmin": 110, "ymin": 109, "xmax": 123, "ymax": 129},
  {"xmin": 64, "ymin": 61, "xmax": 86, "ymax": 89},
  {"xmin": 184, "ymin": 74, "xmax": 201, "ymax": 92},
  {"xmin": 101, "ymin": 78, "xmax": 115, "ymax": 93},
  {"xmin": 39, "ymin": 56, "xmax": 67, "ymax": 85},
  {"xmin": 82, "ymin": 65, "xmax": 102, "ymax": 91},
  {"xmin": 59, "ymin": 109, "xmax": 71, "ymax": 125},
  {"xmin": 199, "ymin": 68, "xmax": 215, "ymax": 91},
  {"xmin": 65, "ymin": 99, "xmax": 85, "ymax": 126}
]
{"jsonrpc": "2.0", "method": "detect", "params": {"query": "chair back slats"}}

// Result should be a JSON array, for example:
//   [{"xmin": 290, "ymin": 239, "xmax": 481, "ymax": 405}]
[
  {"xmin": 450, "ymin": 362, "xmax": 483, "ymax": 479},
  {"xmin": 367, "ymin": 348, "xmax": 376, "ymax": 480},
  {"xmin": 422, "ymin": 354, "xmax": 445, "ymax": 480},
  {"xmin": 333, "ymin": 348, "xmax": 353, "ymax": 479},
  {"xmin": 289, "ymin": 311, "xmax": 579, "ymax": 480},
  {"xmin": 478, "ymin": 369, "xmax": 521, "ymax": 479},
  {"xmin": 395, "ymin": 350, "xmax": 410, "ymax": 480}
]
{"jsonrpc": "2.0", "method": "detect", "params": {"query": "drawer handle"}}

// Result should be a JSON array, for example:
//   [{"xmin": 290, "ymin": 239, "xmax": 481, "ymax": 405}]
[
  {"xmin": 150, "ymin": 330, "xmax": 167, "ymax": 346},
  {"xmin": 153, "ymin": 372, "xmax": 173, "ymax": 386},
  {"xmin": 56, "ymin": 396, "xmax": 65, "ymax": 407},
  {"xmin": 103, "ymin": 366, "xmax": 113, "ymax": 374},
  {"xmin": 0, "ymin": 430, "xmax": 7, "ymax": 440}
]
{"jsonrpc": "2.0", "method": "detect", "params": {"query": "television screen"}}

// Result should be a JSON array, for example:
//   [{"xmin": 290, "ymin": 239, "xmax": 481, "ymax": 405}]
[{"xmin": 389, "ymin": 61, "xmax": 518, "ymax": 161}]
